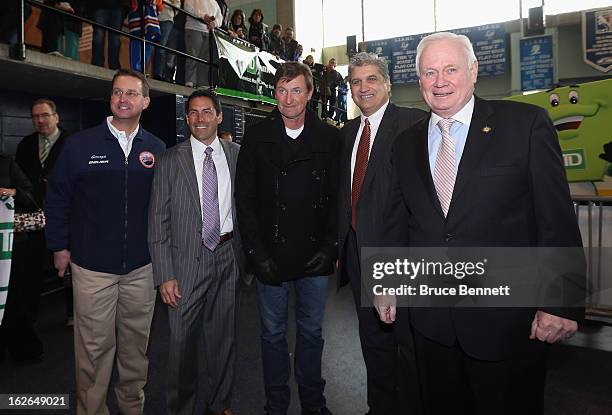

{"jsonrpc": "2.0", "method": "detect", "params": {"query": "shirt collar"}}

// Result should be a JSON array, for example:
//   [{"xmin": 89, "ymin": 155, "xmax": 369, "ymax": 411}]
[
  {"xmin": 430, "ymin": 95, "xmax": 475, "ymax": 130},
  {"xmin": 360, "ymin": 99, "xmax": 390, "ymax": 125},
  {"xmin": 190, "ymin": 135, "xmax": 221, "ymax": 156},
  {"xmin": 106, "ymin": 116, "xmax": 140, "ymax": 141},
  {"xmin": 39, "ymin": 127, "xmax": 61, "ymax": 143}
]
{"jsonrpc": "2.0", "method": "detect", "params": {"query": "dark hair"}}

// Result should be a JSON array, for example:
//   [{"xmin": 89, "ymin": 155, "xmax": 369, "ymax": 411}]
[
  {"xmin": 272, "ymin": 23, "xmax": 282, "ymax": 31},
  {"xmin": 111, "ymin": 69, "xmax": 150, "ymax": 97},
  {"xmin": 231, "ymin": 9, "xmax": 246, "ymax": 26},
  {"xmin": 274, "ymin": 62, "xmax": 313, "ymax": 92},
  {"xmin": 31, "ymin": 98, "xmax": 57, "ymax": 114},
  {"xmin": 186, "ymin": 89, "xmax": 222, "ymax": 115},
  {"xmin": 248, "ymin": 8, "xmax": 264, "ymax": 24}
]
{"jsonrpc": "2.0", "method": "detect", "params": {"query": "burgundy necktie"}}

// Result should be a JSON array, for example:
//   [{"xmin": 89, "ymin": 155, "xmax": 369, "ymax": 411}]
[{"xmin": 351, "ymin": 118, "xmax": 370, "ymax": 230}]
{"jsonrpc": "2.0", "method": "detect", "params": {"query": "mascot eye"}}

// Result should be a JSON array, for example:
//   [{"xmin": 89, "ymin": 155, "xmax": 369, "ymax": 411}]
[
  {"xmin": 568, "ymin": 90, "xmax": 579, "ymax": 104},
  {"xmin": 549, "ymin": 93, "xmax": 560, "ymax": 107}
]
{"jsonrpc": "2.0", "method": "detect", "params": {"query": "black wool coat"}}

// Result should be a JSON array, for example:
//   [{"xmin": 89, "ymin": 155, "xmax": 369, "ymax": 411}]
[{"xmin": 235, "ymin": 108, "xmax": 341, "ymax": 281}]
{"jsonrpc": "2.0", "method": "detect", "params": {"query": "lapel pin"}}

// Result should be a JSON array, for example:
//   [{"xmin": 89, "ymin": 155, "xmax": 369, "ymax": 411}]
[{"xmin": 482, "ymin": 126, "xmax": 492, "ymax": 133}]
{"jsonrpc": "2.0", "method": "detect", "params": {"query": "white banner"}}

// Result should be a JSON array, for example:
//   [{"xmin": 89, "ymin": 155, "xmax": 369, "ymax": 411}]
[{"xmin": 0, "ymin": 196, "xmax": 15, "ymax": 324}]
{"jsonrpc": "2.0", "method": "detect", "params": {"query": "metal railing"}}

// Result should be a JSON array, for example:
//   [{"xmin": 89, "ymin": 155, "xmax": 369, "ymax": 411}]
[
  {"xmin": 9, "ymin": 0, "xmax": 348, "ymax": 120},
  {"xmin": 573, "ymin": 195, "xmax": 612, "ymax": 313}
]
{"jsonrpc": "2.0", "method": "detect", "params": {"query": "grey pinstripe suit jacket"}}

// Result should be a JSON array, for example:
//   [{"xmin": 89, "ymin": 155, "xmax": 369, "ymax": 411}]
[{"xmin": 148, "ymin": 138, "xmax": 244, "ymax": 299}]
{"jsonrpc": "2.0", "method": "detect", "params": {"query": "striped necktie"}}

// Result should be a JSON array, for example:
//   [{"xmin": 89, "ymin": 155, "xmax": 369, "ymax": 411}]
[
  {"xmin": 433, "ymin": 118, "xmax": 456, "ymax": 217},
  {"xmin": 201, "ymin": 146, "xmax": 220, "ymax": 250},
  {"xmin": 40, "ymin": 137, "xmax": 51, "ymax": 164}
]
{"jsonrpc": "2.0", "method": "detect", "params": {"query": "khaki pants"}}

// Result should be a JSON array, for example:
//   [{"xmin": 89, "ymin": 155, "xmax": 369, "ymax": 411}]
[{"xmin": 72, "ymin": 262, "xmax": 156, "ymax": 415}]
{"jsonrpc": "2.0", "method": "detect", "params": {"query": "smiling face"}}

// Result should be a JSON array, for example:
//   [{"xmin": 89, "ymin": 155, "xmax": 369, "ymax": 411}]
[
  {"xmin": 110, "ymin": 75, "xmax": 150, "ymax": 122},
  {"xmin": 186, "ymin": 96, "xmax": 223, "ymax": 145},
  {"xmin": 349, "ymin": 64, "xmax": 390, "ymax": 117},
  {"xmin": 275, "ymin": 75, "xmax": 312, "ymax": 126},
  {"xmin": 418, "ymin": 38, "xmax": 478, "ymax": 118}
]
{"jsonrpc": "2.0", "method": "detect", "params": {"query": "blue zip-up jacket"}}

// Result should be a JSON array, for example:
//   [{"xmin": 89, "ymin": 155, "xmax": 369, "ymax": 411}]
[{"xmin": 46, "ymin": 121, "xmax": 166, "ymax": 275}]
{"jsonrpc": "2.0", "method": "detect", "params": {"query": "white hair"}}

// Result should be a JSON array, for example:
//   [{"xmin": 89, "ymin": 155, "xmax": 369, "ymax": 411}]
[{"xmin": 415, "ymin": 32, "xmax": 477, "ymax": 77}]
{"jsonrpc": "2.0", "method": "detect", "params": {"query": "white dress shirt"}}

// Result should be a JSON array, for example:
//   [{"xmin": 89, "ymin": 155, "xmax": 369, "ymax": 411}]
[
  {"xmin": 350, "ymin": 99, "xmax": 390, "ymax": 184},
  {"xmin": 106, "ymin": 116, "xmax": 139, "ymax": 158},
  {"xmin": 190, "ymin": 135, "xmax": 233, "ymax": 234}
]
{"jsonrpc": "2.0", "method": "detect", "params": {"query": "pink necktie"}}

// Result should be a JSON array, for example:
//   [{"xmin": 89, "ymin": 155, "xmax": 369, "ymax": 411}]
[{"xmin": 433, "ymin": 118, "xmax": 455, "ymax": 217}]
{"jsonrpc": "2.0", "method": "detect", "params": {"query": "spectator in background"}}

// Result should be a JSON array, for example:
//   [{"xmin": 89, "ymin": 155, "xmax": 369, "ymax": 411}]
[
  {"xmin": 129, "ymin": 0, "xmax": 163, "ymax": 73},
  {"xmin": 247, "ymin": 8, "xmax": 267, "ymax": 50},
  {"xmin": 321, "ymin": 58, "xmax": 343, "ymax": 120},
  {"xmin": 37, "ymin": 1, "xmax": 76, "ymax": 56},
  {"xmin": 16, "ymin": 99, "xmax": 72, "ymax": 327},
  {"xmin": 184, "ymin": 0, "xmax": 222, "ymax": 87},
  {"xmin": 228, "ymin": 9, "xmax": 247, "ymax": 39},
  {"xmin": 267, "ymin": 23, "xmax": 284, "ymax": 57},
  {"xmin": 59, "ymin": 0, "xmax": 83, "ymax": 61},
  {"xmin": 89, "ymin": 0, "xmax": 130, "ymax": 70},
  {"xmin": 334, "ymin": 76, "xmax": 348, "ymax": 126},
  {"xmin": 303, "ymin": 55, "xmax": 320, "ymax": 113},
  {"xmin": 280, "ymin": 27, "xmax": 298, "ymax": 61},
  {"xmin": 0, "ymin": 0, "xmax": 32, "ymax": 44},
  {"xmin": 153, "ymin": 0, "xmax": 180, "ymax": 81},
  {"xmin": 164, "ymin": 1, "xmax": 186, "ymax": 84},
  {"xmin": 235, "ymin": 27, "xmax": 247, "ymax": 41}
]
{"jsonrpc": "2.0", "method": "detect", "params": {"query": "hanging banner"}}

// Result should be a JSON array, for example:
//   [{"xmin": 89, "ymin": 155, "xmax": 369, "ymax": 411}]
[
  {"xmin": 360, "ymin": 23, "xmax": 506, "ymax": 84},
  {"xmin": 0, "ymin": 196, "xmax": 15, "ymax": 324},
  {"xmin": 214, "ymin": 30, "xmax": 278, "ymax": 104},
  {"xmin": 520, "ymin": 34, "xmax": 554, "ymax": 91},
  {"xmin": 583, "ymin": 7, "xmax": 612, "ymax": 73}
]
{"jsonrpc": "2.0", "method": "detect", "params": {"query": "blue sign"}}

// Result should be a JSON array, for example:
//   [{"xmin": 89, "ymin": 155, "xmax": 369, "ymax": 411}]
[
  {"xmin": 361, "ymin": 23, "xmax": 506, "ymax": 84},
  {"xmin": 520, "ymin": 34, "xmax": 554, "ymax": 91},
  {"xmin": 583, "ymin": 7, "xmax": 612, "ymax": 73}
]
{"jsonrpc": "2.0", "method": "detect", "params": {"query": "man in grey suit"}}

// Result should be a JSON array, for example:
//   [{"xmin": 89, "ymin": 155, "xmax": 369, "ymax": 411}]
[
  {"xmin": 148, "ymin": 89, "xmax": 241, "ymax": 415},
  {"xmin": 337, "ymin": 52, "xmax": 426, "ymax": 415}
]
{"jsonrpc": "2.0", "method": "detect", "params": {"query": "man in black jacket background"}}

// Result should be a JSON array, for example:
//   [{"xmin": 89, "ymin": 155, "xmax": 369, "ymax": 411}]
[
  {"xmin": 16, "ymin": 98, "xmax": 72, "ymax": 326},
  {"xmin": 236, "ymin": 62, "xmax": 340, "ymax": 415}
]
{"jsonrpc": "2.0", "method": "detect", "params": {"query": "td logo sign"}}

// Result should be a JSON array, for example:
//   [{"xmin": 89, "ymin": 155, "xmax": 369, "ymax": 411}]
[{"xmin": 563, "ymin": 149, "xmax": 586, "ymax": 170}]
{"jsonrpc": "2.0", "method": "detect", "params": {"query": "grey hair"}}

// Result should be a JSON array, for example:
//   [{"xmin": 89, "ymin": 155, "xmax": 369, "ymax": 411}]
[
  {"xmin": 348, "ymin": 52, "xmax": 390, "ymax": 85},
  {"xmin": 415, "ymin": 32, "xmax": 477, "ymax": 77}
]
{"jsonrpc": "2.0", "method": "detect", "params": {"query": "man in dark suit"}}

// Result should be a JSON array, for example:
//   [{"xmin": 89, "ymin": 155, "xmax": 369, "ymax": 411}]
[
  {"xmin": 16, "ymin": 98, "xmax": 71, "ymax": 325},
  {"xmin": 149, "ymin": 89, "xmax": 242, "ymax": 415},
  {"xmin": 337, "ymin": 52, "xmax": 426, "ymax": 415},
  {"xmin": 383, "ymin": 32, "xmax": 584, "ymax": 414}
]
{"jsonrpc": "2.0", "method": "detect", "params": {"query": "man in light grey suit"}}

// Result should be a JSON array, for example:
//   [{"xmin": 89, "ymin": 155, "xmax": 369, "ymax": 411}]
[{"xmin": 148, "ymin": 89, "xmax": 242, "ymax": 415}]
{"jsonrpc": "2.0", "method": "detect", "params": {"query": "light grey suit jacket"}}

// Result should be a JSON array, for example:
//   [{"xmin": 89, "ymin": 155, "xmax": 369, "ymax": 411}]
[{"xmin": 148, "ymin": 138, "xmax": 244, "ymax": 300}]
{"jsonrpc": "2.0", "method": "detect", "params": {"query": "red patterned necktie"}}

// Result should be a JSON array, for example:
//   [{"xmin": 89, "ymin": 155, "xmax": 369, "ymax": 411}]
[{"xmin": 351, "ymin": 118, "xmax": 371, "ymax": 230}]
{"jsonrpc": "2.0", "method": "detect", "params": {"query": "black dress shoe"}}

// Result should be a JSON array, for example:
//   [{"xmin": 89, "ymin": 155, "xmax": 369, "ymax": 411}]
[{"xmin": 301, "ymin": 407, "xmax": 333, "ymax": 415}]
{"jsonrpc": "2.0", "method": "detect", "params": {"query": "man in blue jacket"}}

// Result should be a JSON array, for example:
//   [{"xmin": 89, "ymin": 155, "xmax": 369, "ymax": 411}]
[{"xmin": 46, "ymin": 69, "xmax": 166, "ymax": 415}]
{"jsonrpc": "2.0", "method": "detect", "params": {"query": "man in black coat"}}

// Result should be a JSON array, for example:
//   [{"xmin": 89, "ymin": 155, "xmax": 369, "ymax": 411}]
[
  {"xmin": 235, "ymin": 62, "xmax": 340, "ymax": 415},
  {"xmin": 383, "ymin": 32, "xmax": 584, "ymax": 415},
  {"xmin": 15, "ymin": 98, "xmax": 72, "ymax": 325},
  {"xmin": 337, "ymin": 52, "xmax": 426, "ymax": 415}
]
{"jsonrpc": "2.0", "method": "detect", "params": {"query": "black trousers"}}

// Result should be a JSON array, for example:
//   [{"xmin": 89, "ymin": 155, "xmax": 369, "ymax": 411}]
[
  {"xmin": 414, "ymin": 329, "xmax": 548, "ymax": 415},
  {"xmin": 344, "ymin": 229, "xmax": 422, "ymax": 415}
]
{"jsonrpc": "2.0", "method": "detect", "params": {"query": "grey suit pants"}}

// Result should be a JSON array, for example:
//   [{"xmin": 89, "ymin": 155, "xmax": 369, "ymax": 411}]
[{"xmin": 166, "ymin": 240, "xmax": 239, "ymax": 415}]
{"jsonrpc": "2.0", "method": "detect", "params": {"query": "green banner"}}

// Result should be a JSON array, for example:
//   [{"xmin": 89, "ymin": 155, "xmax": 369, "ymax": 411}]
[{"xmin": 214, "ymin": 31, "xmax": 282, "ymax": 105}]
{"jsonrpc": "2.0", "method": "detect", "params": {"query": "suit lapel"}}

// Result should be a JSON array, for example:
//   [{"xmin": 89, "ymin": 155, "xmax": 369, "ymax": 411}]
[
  {"xmin": 360, "ymin": 104, "xmax": 396, "ymax": 194},
  {"xmin": 341, "ymin": 118, "xmax": 360, "ymax": 212},
  {"xmin": 176, "ymin": 140, "xmax": 201, "ymax": 213},
  {"xmin": 414, "ymin": 115, "xmax": 445, "ymax": 217},
  {"xmin": 449, "ymin": 97, "xmax": 495, "ymax": 212}
]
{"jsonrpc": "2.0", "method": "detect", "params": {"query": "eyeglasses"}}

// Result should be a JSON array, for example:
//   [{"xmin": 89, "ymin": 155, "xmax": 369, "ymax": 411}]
[
  {"xmin": 31, "ymin": 113, "xmax": 56, "ymax": 120},
  {"xmin": 111, "ymin": 89, "xmax": 142, "ymax": 99}
]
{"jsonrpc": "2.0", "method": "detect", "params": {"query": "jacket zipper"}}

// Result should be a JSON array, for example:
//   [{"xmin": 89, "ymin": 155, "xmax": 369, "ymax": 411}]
[{"xmin": 123, "ymin": 155, "xmax": 128, "ymax": 272}]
